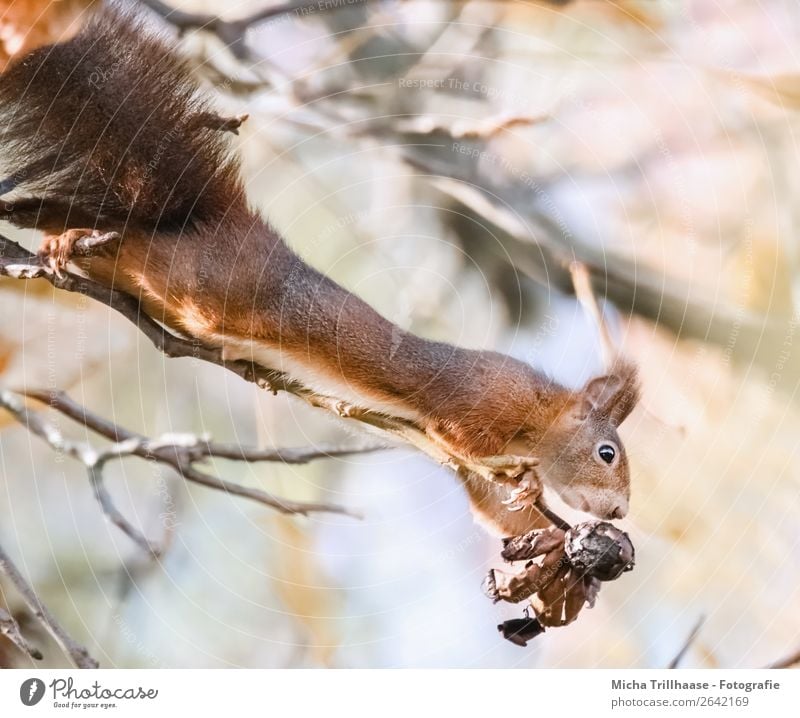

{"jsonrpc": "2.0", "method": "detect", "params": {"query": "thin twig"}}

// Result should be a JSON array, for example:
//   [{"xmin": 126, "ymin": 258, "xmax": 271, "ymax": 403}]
[
  {"xmin": 766, "ymin": 646, "xmax": 800, "ymax": 669},
  {"xmin": 667, "ymin": 614, "xmax": 706, "ymax": 669},
  {"xmin": 137, "ymin": 0, "xmax": 378, "ymax": 59},
  {"xmin": 0, "ymin": 542, "xmax": 98, "ymax": 668},
  {"xmin": 0, "ymin": 606, "xmax": 43, "ymax": 661},
  {"xmin": 20, "ymin": 389, "xmax": 376, "ymax": 517},
  {"xmin": 22, "ymin": 389, "xmax": 386, "ymax": 465},
  {"xmin": 408, "ymin": 158, "xmax": 792, "ymax": 384},
  {"xmin": 570, "ymin": 261, "xmax": 617, "ymax": 369},
  {"xmin": 0, "ymin": 388, "xmax": 365, "ymax": 526},
  {"xmin": 0, "ymin": 390, "xmax": 165, "ymax": 555},
  {"xmin": 89, "ymin": 461, "xmax": 164, "ymax": 557}
]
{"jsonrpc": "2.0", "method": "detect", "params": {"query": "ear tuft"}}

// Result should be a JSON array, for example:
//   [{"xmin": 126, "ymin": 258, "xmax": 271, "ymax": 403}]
[{"xmin": 579, "ymin": 358, "xmax": 640, "ymax": 426}]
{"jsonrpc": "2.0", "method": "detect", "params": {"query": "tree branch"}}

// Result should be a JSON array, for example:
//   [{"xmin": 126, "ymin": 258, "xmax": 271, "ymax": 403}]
[
  {"xmin": 0, "ymin": 606, "xmax": 43, "ymax": 662},
  {"xmin": 0, "ymin": 542, "xmax": 98, "ymax": 668},
  {"xmin": 667, "ymin": 614, "xmax": 705, "ymax": 669},
  {"xmin": 767, "ymin": 646, "xmax": 800, "ymax": 669},
  {"xmin": 401, "ymin": 159, "xmax": 797, "ymax": 387},
  {"xmin": 0, "ymin": 378, "xmax": 386, "ymax": 666},
  {"xmin": 136, "ymin": 0, "xmax": 376, "ymax": 59},
  {"xmin": 22, "ymin": 389, "xmax": 383, "ymax": 465},
  {"xmin": 0, "ymin": 388, "xmax": 368, "ymax": 529}
]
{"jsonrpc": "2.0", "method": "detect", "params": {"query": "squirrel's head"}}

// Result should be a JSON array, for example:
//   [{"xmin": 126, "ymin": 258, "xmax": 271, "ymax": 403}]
[{"xmin": 533, "ymin": 360, "xmax": 639, "ymax": 521}]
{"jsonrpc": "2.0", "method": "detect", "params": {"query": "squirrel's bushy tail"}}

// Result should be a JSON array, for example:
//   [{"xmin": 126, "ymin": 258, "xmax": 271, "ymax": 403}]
[{"xmin": 0, "ymin": 5, "xmax": 243, "ymax": 233}]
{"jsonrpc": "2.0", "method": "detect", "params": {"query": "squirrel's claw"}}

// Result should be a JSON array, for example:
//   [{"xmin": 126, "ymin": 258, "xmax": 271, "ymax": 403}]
[
  {"xmin": 501, "ymin": 470, "xmax": 542, "ymax": 513},
  {"xmin": 38, "ymin": 228, "xmax": 117, "ymax": 277},
  {"xmin": 38, "ymin": 234, "xmax": 70, "ymax": 278}
]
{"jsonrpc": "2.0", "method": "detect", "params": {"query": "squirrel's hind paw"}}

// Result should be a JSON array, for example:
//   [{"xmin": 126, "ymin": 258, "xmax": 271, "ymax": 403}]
[{"xmin": 38, "ymin": 229, "xmax": 119, "ymax": 277}]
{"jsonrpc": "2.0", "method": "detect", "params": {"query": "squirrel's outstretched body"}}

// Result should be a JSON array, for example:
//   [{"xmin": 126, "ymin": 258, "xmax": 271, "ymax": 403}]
[{"xmin": 0, "ymin": 6, "xmax": 639, "ymax": 536}]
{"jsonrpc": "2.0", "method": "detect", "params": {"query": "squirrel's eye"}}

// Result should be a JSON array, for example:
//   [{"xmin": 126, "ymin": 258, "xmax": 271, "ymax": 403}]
[{"xmin": 598, "ymin": 444, "xmax": 616, "ymax": 464}]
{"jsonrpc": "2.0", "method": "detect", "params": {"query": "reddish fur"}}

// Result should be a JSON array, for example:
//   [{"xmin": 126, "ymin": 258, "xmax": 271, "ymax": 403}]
[{"xmin": 0, "ymin": 6, "xmax": 640, "ymax": 536}]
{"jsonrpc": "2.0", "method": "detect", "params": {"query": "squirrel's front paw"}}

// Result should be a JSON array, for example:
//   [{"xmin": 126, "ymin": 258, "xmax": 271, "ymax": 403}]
[
  {"xmin": 501, "ymin": 469, "xmax": 542, "ymax": 513},
  {"xmin": 39, "ymin": 229, "xmax": 119, "ymax": 277}
]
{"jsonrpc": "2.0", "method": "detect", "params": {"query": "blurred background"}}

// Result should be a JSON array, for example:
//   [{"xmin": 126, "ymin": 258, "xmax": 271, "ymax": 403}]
[{"xmin": 1, "ymin": 0, "xmax": 799, "ymax": 668}]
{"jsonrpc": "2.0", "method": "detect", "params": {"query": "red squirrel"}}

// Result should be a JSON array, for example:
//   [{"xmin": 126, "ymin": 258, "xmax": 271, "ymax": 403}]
[{"xmin": 0, "ymin": 6, "xmax": 639, "ymax": 536}]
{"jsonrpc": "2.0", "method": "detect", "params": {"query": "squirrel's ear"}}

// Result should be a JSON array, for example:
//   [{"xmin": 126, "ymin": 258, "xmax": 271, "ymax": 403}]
[{"xmin": 578, "ymin": 359, "xmax": 640, "ymax": 426}]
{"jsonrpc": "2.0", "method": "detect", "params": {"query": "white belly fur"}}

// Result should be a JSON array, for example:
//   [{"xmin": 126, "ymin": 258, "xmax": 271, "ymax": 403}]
[{"xmin": 207, "ymin": 332, "xmax": 423, "ymax": 423}]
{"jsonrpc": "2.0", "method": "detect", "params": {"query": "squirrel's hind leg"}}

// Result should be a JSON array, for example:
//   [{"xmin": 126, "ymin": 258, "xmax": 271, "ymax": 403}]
[
  {"xmin": 1, "ymin": 196, "xmax": 103, "ymax": 232},
  {"xmin": 39, "ymin": 229, "xmax": 120, "ymax": 277}
]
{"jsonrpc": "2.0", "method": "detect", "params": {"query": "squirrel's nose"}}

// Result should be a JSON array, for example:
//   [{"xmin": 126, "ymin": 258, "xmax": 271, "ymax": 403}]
[{"xmin": 608, "ymin": 497, "xmax": 629, "ymax": 520}]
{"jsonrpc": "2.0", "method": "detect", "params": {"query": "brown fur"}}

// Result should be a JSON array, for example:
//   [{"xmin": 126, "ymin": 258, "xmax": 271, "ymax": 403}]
[
  {"xmin": 0, "ymin": 6, "xmax": 640, "ymax": 537},
  {"xmin": 0, "ymin": 7, "xmax": 240, "ymax": 231}
]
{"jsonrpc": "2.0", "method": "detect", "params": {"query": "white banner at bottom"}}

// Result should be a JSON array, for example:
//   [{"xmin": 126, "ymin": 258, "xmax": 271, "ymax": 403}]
[{"xmin": 0, "ymin": 669, "xmax": 797, "ymax": 717}]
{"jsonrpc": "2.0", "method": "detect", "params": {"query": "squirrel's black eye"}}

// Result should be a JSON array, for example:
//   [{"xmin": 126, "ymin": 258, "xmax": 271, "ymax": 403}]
[{"xmin": 598, "ymin": 444, "xmax": 616, "ymax": 464}]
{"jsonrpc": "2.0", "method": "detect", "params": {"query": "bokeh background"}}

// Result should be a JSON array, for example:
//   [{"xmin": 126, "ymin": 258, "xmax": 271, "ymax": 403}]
[{"xmin": 1, "ymin": 0, "xmax": 799, "ymax": 668}]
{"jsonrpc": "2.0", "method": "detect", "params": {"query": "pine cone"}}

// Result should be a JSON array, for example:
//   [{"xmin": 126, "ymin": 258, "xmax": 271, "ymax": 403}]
[{"xmin": 488, "ymin": 520, "xmax": 635, "ymax": 642}]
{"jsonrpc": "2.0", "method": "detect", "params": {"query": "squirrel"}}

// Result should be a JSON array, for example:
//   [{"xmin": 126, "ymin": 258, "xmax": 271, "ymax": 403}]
[{"xmin": 0, "ymin": 5, "xmax": 639, "ymax": 537}]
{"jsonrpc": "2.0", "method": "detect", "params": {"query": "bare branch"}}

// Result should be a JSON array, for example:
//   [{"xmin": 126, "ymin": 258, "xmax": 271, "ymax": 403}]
[
  {"xmin": 0, "ymin": 542, "xmax": 98, "ymax": 668},
  {"xmin": 570, "ymin": 261, "xmax": 616, "ymax": 369},
  {"xmin": 405, "ymin": 158, "xmax": 796, "ymax": 386},
  {"xmin": 22, "ymin": 389, "xmax": 386, "ymax": 465},
  {"xmin": 136, "ymin": 0, "xmax": 378, "ymax": 59},
  {"xmin": 667, "ymin": 614, "xmax": 706, "ymax": 669},
  {"xmin": 767, "ymin": 646, "xmax": 800, "ymax": 669},
  {"xmin": 0, "ymin": 606, "xmax": 43, "ymax": 661},
  {"xmin": 0, "ymin": 390, "xmax": 165, "ymax": 555},
  {"xmin": 21, "ymin": 389, "xmax": 377, "ymax": 517},
  {"xmin": 89, "ymin": 461, "xmax": 164, "ymax": 558},
  {"xmin": 0, "ymin": 388, "xmax": 365, "ymax": 525}
]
